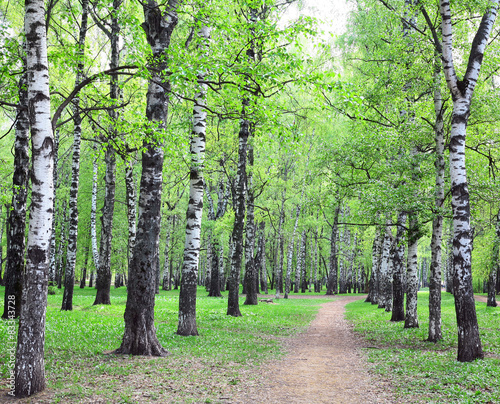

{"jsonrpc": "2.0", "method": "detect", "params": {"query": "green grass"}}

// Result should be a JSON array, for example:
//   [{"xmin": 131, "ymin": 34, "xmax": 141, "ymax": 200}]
[
  {"xmin": 345, "ymin": 292, "xmax": 500, "ymax": 404},
  {"xmin": 0, "ymin": 285, "xmax": 329, "ymax": 403}
]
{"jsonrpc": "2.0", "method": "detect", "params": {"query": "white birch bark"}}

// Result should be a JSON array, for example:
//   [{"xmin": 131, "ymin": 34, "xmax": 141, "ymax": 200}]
[
  {"xmin": 284, "ymin": 204, "xmax": 301, "ymax": 298},
  {"xmin": 177, "ymin": 24, "xmax": 210, "ymax": 335},
  {"xmin": 405, "ymin": 213, "xmax": 419, "ymax": 328},
  {"xmin": 62, "ymin": 0, "xmax": 89, "ymax": 311},
  {"xmin": 125, "ymin": 157, "xmax": 137, "ymax": 279},
  {"xmin": 428, "ymin": 54, "xmax": 446, "ymax": 341},
  {"xmin": 439, "ymin": 0, "xmax": 499, "ymax": 361},
  {"xmin": 378, "ymin": 219, "xmax": 392, "ymax": 310},
  {"xmin": 14, "ymin": 0, "xmax": 54, "ymax": 395}
]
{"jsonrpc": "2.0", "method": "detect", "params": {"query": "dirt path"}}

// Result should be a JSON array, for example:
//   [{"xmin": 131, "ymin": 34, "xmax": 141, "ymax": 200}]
[{"xmin": 231, "ymin": 295, "xmax": 396, "ymax": 404}]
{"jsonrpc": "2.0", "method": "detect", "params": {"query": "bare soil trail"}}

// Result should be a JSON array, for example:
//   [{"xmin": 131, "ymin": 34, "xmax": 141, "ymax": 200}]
[{"xmin": 231, "ymin": 295, "xmax": 397, "ymax": 404}]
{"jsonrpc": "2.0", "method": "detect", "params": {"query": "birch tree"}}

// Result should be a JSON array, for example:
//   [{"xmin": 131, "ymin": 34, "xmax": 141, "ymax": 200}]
[
  {"xmin": 114, "ymin": 0, "xmax": 179, "ymax": 356},
  {"xmin": 14, "ymin": 0, "xmax": 54, "ymax": 395},
  {"xmin": 2, "ymin": 63, "xmax": 28, "ymax": 320},
  {"xmin": 177, "ymin": 21, "xmax": 211, "ymax": 336},
  {"xmin": 62, "ymin": 0, "xmax": 90, "ymax": 311},
  {"xmin": 439, "ymin": 0, "xmax": 499, "ymax": 362}
]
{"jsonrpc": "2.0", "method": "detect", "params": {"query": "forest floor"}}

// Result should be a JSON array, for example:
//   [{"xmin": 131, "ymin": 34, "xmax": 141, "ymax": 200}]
[{"xmin": 230, "ymin": 295, "xmax": 398, "ymax": 404}]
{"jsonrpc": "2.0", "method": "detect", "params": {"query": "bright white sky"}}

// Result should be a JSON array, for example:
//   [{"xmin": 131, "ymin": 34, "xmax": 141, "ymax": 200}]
[{"xmin": 282, "ymin": 0, "xmax": 353, "ymax": 37}]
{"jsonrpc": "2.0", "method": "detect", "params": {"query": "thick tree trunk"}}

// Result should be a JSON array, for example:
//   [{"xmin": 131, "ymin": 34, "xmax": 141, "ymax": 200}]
[
  {"xmin": 177, "ymin": 24, "xmax": 210, "ymax": 334},
  {"xmin": 428, "ymin": 58, "xmax": 446, "ymax": 341},
  {"xmin": 62, "ymin": 0, "xmax": 89, "ymax": 311},
  {"xmin": 14, "ymin": 1, "xmax": 54, "ymax": 396},
  {"xmin": 2, "ymin": 67, "xmax": 29, "ymax": 320},
  {"xmin": 391, "ymin": 212, "xmax": 407, "ymax": 322},
  {"xmin": 404, "ymin": 214, "xmax": 419, "ymax": 329},
  {"xmin": 439, "ymin": 0, "xmax": 497, "ymax": 361},
  {"xmin": 114, "ymin": 0, "xmax": 178, "ymax": 356}
]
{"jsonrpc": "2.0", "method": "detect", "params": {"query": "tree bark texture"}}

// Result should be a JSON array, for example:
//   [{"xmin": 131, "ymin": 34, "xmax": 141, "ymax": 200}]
[
  {"xmin": 391, "ymin": 212, "xmax": 407, "ymax": 322},
  {"xmin": 258, "ymin": 221, "xmax": 268, "ymax": 294},
  {"xmin": 378, "ymin": 220, "xmax": 392, "ymax": 310},
  {"xmin": 114, "ymin": 0, "xmax": 178, "ymax": 356},
  {"xmin": 284, "ymin": 204, "xmax": 301, "ymax": 299},
  {"xmin": 227, "ymin": 117, "xmax": 248, "ymax": 317},
  {"xmin": 244, "ymin": 142, "xmax": 258, "ymax": 305},
  {"xmin": 177, "ymin": 24, "xmax": 210, "ymax": 335},
  {"xmin": 428, "ymin": 57, "xmax": 446, "ymax": 341},
  {"xmin": 62, "ymin": 0, "xmax": 89, "ymax": 311},
  {"xmin": 439, "ymin": 0, "xmax": 498, "ymax": 361},
  {"xmin": 93, "ymin": 0, "xmax": 121, "ymax": 305},
  {"xmin": 14, "ymin": 0, "xmax": 54, "ymax": 395},
  {"xmin": 405, "ymin": 214, "xmax": 419, "ymax": 329},
  {"xmin": 487, "ymin": 208, "xmax": 500, "ymax": 307},
  {"xmin": 2, "ymin": 66, "xmax": 29, "ymax": 320}
]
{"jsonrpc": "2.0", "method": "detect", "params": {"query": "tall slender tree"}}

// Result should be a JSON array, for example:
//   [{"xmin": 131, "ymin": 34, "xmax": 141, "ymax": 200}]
[
  {"xmin": 439, "ymin": 0, "xmax": 499, "ymax": 362},
  {"xmin": 114, "ymin": 0, "xmax": 179, "ymax": 356},
  {"xmin": 14, "ymin": 0, "xmax": 54, "ymax": 395},
  {"xmin": 62, "ymin": 0, "xmax": 90, "ymax": 311},
  {"xmin": 177, "ymin": 21, "xmax": 211, "ymax": 336}
]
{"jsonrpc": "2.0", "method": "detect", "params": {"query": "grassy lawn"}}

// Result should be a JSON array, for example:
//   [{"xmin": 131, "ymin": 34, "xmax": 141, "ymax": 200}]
[
  {"xmin": 0, "ymin": 285, "xmax": 328, "ymax": 403},
  {"xmin": 345, "ymin": 292, "xmax": 500, "ymax": 404}
]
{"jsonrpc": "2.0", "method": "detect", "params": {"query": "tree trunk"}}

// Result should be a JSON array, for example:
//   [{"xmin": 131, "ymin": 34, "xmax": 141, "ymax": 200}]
[
  {"xmin": 93, "ymin": 0, "xmax": 121, "ymax": 305},
  {"xmin": 284, "ymin": 204, "xmax": 301, "ymax": 298},
  {"xmin": 14, "ymin": 0, "xmax": 54, "ymax": 395},
  {"xmin": 125, "ymin": 157, "xmax": 137, "ymax": 284},
  {"xmin": 487, "ymin": 208, "xmax": 500, "ymax": 307},
  {"xmin": 62, "ymin": 0, "xmax": 89, "ymax": 311},
  {"xmin": 367, "ymin": 227, "xmax": 382, "ymax": 304},
  {"xmin": 378, "ymin": 220, "xmax": 392, "ymax": 310},
  {"xmin": 326, "ymin": 205, "xmax": 340, "ymax": 295},
  {"xmin": 300, "ymin": 230, "xmax": 307, "ymax": 293},
  {"xmin": 427, "ymin": 56, "xmax": 446, "ymax": 341},
  {"xmin": 227, "ymin": 117, "xmax": 248, "ymax": 317},
  {"xmin": 2, "ymin": 65, "xmax": 29, "ymax": 320},
  {"xmin": 404, "ymin": 213, "xmax": 419, "ymax": 329},
  {"xmin": 275, "ymin": 204, "xmax": 285, "ymax": 298},
  {"xmin": 439, "ymin": 0, "xmax": 497, "ymax": 362},
  {"xmin": 80, "ymin": 229, "xmax": 91, "ymax": 288},
  {"xmin": 114, "ymin": 0, "xmax": 178, "ymax": 356},
  {"xmin": 258, "ymin": 222, "xmax": 268, "ymax": 294},
  {"xmin": 162, "ymin": 216, "xmax": 172, "ymax": 291},
  {"xmin": 177, "ymin": 24, "xmax": 210, "ymax": 335},
  {"xmin": 93, "ymin": 144, "xmax": 115, "ymax": 305},
  {"xmin": 244, "ymin": 142, "xmax": 258, "ymax": 305},
  {"xmin": 391, "ymin": 212, "xmax": 407, "ymax": 321}
]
